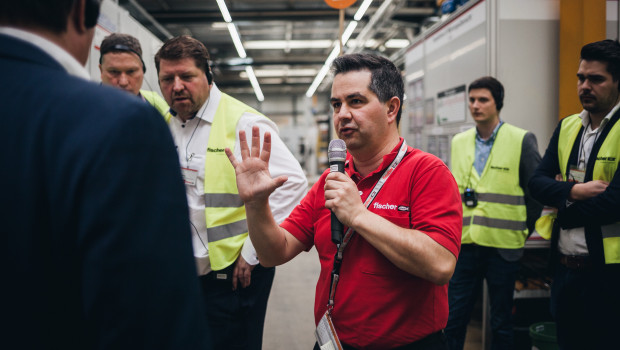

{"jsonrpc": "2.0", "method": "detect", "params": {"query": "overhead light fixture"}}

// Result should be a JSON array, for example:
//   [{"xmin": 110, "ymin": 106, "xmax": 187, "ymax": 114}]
[
  {"xmin": 227, "ymin": 23, "xmax": 246, "ymax": 58},
  {"xmin": 216, "ymin": 1, "xmax": 263, "ymax": 101},
  {"xmin": 354, "ymin": 0, "xmax": 374, "ymax": 21},
  {"xmin": 245, "ymin": 66, "xmax": 264, "ymax": 101},
  {"xmin": 244, "ymin": 40, "xmax": 333, "ymax": 50},
  {"xmin": 226, "ymin": 57, "xmax": 254, "ymax": 66},
  {"xmin": 259, "ymin": 78, "xmax": 285, "ymax": 85},
  {"xmin": 305, "ymin": 22, "xmax": 356, "ymax": 97},
  {"xmin": 306, "ymin": 1, "xmax": 374, "ymax": 97},
  {"xmin": 306, "ymin": 45, "xmax": 340, "ymax": 97},
  {"xmin": 241, "ymin": 68, "xmax": 319, "ymax": 78},
  {"xmin": 216, "ymin": 0, "xmax": 232, "ymax": 22},
  {"xmin": 385, "ymin": 39, "xmax": 410, "ymax": 48},
  {"xmin": 211, "ymin": 22, "xmax": 228, "ymax": 29},
  {"xmin": 341, "ymin": 21, "xmax": 358, "ymax": 44}
]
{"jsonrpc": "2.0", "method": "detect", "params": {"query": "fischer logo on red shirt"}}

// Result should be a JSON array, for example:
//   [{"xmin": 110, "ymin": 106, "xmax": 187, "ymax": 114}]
[{"xmin": 372, "ymin": 202, "xmax": 409, "ymax": 211}]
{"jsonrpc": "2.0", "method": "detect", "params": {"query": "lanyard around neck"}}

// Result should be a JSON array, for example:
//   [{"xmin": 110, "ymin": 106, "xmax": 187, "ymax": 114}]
[{"xmin": 327, "ymin": 139, "xmax": 408, "ymax": 310}]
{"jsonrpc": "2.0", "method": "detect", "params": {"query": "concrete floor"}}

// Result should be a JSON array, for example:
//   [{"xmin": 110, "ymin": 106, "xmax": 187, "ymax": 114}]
[
  {"xmin": 262, "ymin": 247, "xmax": 483, "ymax": 350},
  {"xmin": 263, "ymin": 247, "xmax": 320, "ymax": 350}
]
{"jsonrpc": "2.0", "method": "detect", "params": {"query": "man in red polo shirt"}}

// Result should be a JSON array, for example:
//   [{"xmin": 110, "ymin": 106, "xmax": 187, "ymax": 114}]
[{"xmin": 226, "ymin": 53, "xmax": 462, "ymax": 350}]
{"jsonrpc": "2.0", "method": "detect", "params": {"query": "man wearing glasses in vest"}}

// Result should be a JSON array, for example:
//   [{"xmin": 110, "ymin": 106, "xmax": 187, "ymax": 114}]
[
  {"xmin": 529, "ymin": 39, "xmax": 620, "ymax": 350},
  {"xmin": 446, "ymin": 76, "xmax": 542, "ymax": 350},
  {"xmin": 155, "ymin": 35, "xmax": 307, "ymax": 350}
]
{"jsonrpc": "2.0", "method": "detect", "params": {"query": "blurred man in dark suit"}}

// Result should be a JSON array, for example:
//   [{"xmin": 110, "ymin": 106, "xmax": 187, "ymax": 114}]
[{"xmin": 0, "ymin": 0, "xmax": 212, "ymax": 348}]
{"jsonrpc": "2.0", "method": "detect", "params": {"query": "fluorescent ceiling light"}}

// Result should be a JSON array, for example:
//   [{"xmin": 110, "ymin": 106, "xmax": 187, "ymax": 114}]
[
  {"xmin": 385, "ymin": 39, "xmax": 410, "ymax": 48},
  {"xmin": 226, "ymin": 57, "xmax": 253, "ymax": 66},
  {"xmin": 217, "ymin": 2, "xmax": 263, "ymax": 101},
  {"xmin": 305, "ymin": 20, "xmax": 357, "ymax": 97},
  {"xmin": 227, "ymin": 23, "xmax": 246, "ymax": 58},
  {"xmin": 342, "ymin": 21, "xmax": 358, "ymax": 44},
  {"xmin": 285, "ymin": 77, "xmax": 314, "ymax": 84},
  {"xmin": 325, "ymin": 44, "xmax": 341, "ymax": 64},
  {"xmin": 245, "ymin": 66, "xmax": 264, "ymax": 102},
  {"xmin": 216, "ymin": 0, "xmax": 232, "ymax": 22},
  {"xmin": 354, "ymin": 0, "xmax": 373, "ymax": 21},
  {"xmin": 347, "ymin": 38, "xmax": 378, "ymax": 48},
  {"xmin": 211, "ymin": 22, "xmax": 228, "ymax": 29},
  {"xmin": 259, "ymin": 78, "xmax": 284, "ymax": 85},
  {"xmin": 256, "ymin": 77, "xmax": 314, "ymax": 85},
  {"xmin": 240, "ymin": 68, "xmax": 318, "ymax": 78},
  {"xmin": 306, "ymin": 45, "xmax": 340, "ymax": 97},
  {"xmin": 244, "ymin": 40, "xmax": 333, "ymax": 50}
]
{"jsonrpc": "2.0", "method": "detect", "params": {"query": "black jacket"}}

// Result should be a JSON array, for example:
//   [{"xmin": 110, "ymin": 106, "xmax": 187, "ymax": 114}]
[
  {"xmin": 0, "ymin": 33, "xmax": 211, "ymax": 349},
  {"xmin": 528, "ymin": 109, "xmax": 620, "ymax": 268}
]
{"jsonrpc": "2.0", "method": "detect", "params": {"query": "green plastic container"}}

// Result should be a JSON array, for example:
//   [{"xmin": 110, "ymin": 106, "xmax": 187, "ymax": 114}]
[{"xmin": 529, "ymin": 322, "xmax": 559, "ymax": 350}]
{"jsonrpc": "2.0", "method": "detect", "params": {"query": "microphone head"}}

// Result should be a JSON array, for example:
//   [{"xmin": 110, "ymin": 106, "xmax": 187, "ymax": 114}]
[{"xmin": 328, "ymin": 139, "xmax": 347, "ymax": 162}]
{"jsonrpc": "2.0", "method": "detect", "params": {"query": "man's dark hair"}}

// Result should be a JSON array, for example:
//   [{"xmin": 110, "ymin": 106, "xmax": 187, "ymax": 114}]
[
  {"xmin": 155, "ymin": 35, "xmax": 212, "ymax": 84},
  {"xmin": 0, "ymin": 0, "xmax": 101, "ymax": 33},
  {"xmin": 580, "ymin": 39, "xmax": 620, "ymax": 81},
  {"xmin": 100, "ymin": 33, "xmax": 143, "ymax": 58},
  {"xmin": 99, "ymin": 33, "xmax": 145, "ymax": 71},
  {"xmin": 331, "ymin": 53, "xmax": 404, "ymax": 126},
  {"xmin": 468, "ymin": 76, "xmax": 505, "ymax": 111}
]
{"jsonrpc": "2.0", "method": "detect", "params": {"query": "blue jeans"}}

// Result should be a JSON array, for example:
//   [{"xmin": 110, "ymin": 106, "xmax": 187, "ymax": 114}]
[{"xmin": 445, "ymin": 245, "xmax": 519, "ymax": 350}]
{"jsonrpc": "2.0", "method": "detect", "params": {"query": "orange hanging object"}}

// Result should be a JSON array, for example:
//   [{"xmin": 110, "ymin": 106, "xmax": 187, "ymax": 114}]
[{"xmin": 324, "ymin": 0, "xmax": 357, "ymax": 10}]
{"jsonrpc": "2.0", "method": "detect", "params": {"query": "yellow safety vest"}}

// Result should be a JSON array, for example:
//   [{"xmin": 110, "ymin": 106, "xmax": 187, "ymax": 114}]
[
  {"xmin": 165, "ymin": 92, "xmax": 267, "ymax": 270},
  {"xmin": 140, "ymin": 89, "xmax": 172, "ymax": 120},
  {"xmin": 451, "ymin": 124, "xmax": 528, "ymax": 248},
  {"xmin": 204, "ymin": 93, "xmax": 265, "ymax": 270},
  {"xmin": 556, "ymin": 114, "xmax": 620, "ymax": 264}
]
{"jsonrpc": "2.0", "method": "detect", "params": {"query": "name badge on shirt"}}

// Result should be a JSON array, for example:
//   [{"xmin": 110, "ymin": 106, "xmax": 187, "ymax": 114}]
[
  {"xmin": 568, "ymin": 166, "xmax": 585, "ymax": 183},
  {"xmin": 181, "ymin": 167, "xmax": 198, "ymax": 186},
  {"xmin": 315, "ymin": 310, "xmax": 342, "ymax": 350}
]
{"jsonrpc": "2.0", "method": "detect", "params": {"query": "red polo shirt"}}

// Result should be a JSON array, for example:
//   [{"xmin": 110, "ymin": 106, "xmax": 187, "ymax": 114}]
[{"xmin": 281, "ymin": 139, "xmax": 462, "ymax": 349}]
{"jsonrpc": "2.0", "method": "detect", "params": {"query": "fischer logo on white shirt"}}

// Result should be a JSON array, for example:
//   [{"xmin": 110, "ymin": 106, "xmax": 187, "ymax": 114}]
[{"xmin": 373, "ymin": 202, "xmax": 409, "ymax": 212}]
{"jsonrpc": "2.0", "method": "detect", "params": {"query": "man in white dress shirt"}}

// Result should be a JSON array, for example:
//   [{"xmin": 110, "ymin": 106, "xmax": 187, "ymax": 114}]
[{"xmin": 155, "ymin": 35, "xmax": 307, "ymax": 350}]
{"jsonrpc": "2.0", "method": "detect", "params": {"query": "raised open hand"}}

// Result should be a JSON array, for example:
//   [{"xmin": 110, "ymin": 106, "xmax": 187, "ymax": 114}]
[{"xmin": 226, "ymin": 126, "xmax": 288, "ymax": 205}]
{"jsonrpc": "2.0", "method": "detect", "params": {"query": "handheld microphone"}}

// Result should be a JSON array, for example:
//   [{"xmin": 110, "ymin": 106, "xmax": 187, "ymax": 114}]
[{"xmin": 328, "ymin": 139, "xmax": 347, "ymax": 244}]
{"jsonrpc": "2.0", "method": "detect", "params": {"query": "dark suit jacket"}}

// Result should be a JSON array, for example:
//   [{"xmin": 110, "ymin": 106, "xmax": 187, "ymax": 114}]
[
  {"xmin": 529, "ymin": 110, "xmax": 620, "ymax": 268},
  {"xmin": 0, "ymin": 33, "xmax": 211, "ymax": 349}
]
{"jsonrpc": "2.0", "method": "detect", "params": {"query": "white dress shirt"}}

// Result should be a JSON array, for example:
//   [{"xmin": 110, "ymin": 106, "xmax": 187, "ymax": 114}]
[
  {"xmin": 0, "ymin": 27, "xmax": 90, "ymax": 80},
  {"xmin": 168, "ymin": 85, "xmax": 308, "ymax": 275},
  {"xmin": 558, "ymin": 101, "xmax": 620, "ymax": 256}
]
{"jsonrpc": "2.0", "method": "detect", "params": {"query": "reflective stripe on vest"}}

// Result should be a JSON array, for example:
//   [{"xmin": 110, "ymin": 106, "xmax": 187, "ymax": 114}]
[
  {"xmin": 451, "ymin": 123, "xmax": 528, "ymax": 248},
  {"xmin": 203, "ymin": 93, "xmax": 266, "ymax": 270},
  {"xmin": 556, "ymin": 114, "xmax": 620, "ymax": 264}
]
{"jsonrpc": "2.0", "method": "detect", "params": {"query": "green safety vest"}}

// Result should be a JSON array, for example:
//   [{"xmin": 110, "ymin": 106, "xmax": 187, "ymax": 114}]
[
  {"xmin": 140, "ymin": 89, "xmax": 171, "ymax": 119},
  {"xmin": 556, "ymin": 114, "xmax": 620, "ymax": 264},
  {"xmin": 167, "ymin": 92, "xmax": 267, "ymax": 270},
  {"xmin": 451, "ymin": 124, "xmax": 528, "ymax": 248}
]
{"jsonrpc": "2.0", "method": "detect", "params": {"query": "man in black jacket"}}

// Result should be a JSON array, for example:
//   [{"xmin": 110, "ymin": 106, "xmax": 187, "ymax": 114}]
[
  {"xmin": 0, "ymin": 1, "xmax": 211, "ymax": 348},
  {"xmin": 529, "ymin": 39, "xmax": 620, "ymax": 350}
]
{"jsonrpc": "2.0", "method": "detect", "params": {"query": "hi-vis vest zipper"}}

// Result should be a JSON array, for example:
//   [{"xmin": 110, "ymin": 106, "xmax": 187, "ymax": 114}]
[
  {"xmin": 556, "ymin": 114, "xmax": 620, "ymax": 264},
  {"xmin": 451, "ymin": 124, "xmax": 528, "ymax": 248},
  {"xmin": 168, "ymin": 92, "xmax": 265, "ymax": 270}
]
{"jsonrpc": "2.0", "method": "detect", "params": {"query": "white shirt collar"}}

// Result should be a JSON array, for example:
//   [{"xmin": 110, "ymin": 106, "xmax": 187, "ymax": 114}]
[
  {"xmin": 578, "ymin": 99, "xmax": 620, "ymax": 130},
  {"xmin": 196, "ymin": 84, "xmax": 221, "ymax": 123},
  {"xmin": 0, "ymin": 27, "xmax": 90, "ymax": 80}
]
